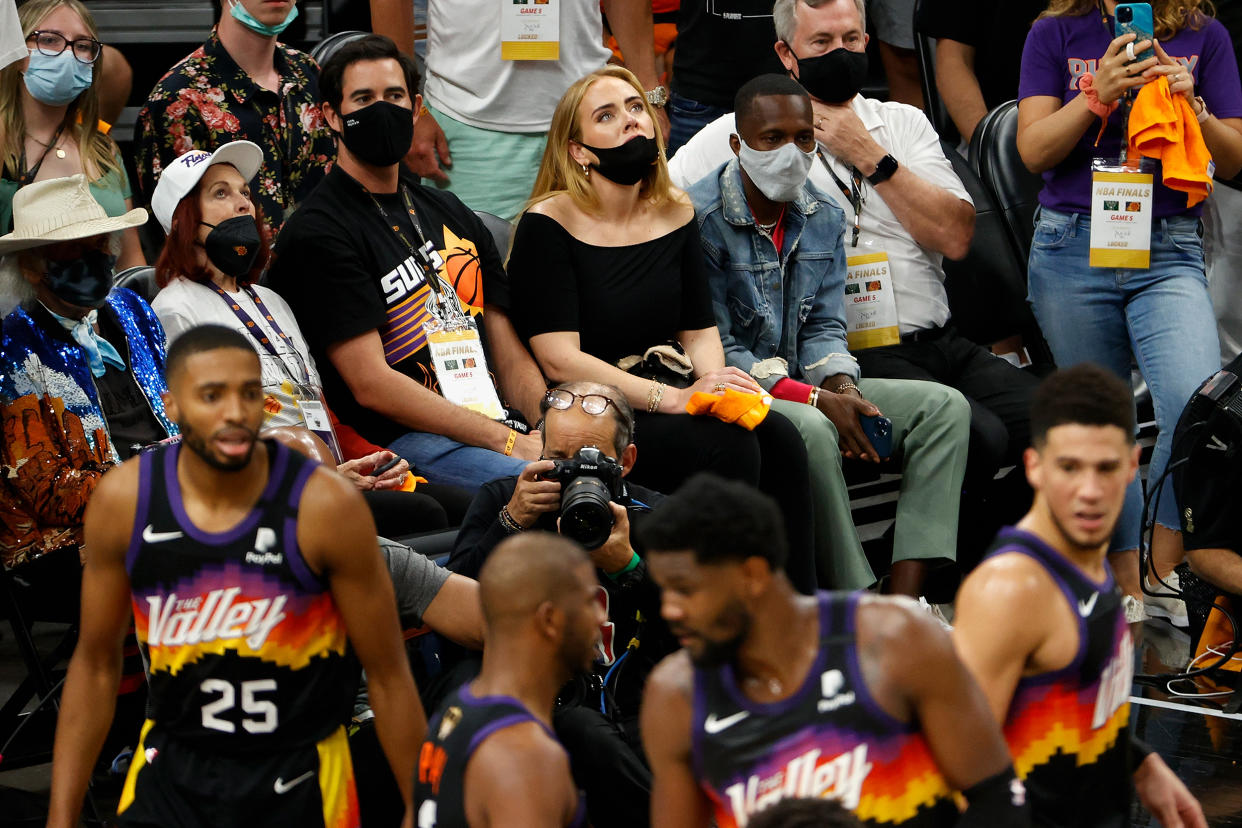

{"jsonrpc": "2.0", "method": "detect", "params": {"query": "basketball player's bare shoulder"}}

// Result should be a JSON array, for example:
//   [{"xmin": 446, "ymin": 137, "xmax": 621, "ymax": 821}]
[
  {"xmin": 646, "ymin": 649, "xmax": 695, "ymax": 701},
  {"xmin": 83, "ymin": 455, "xmax": 144, "ymax": 556},
  {"xmin": 956, "ymin": 552, "xmax": 1059, "ymax": 642},
  {"xmin": 292, "ymin": 461, "xmax": 379, "ymax": 574}
]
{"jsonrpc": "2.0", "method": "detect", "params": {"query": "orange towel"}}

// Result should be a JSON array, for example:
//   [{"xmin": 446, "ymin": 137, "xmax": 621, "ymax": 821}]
[
  {"xmin": 1128, "ymin": 76, "xmax": 1214, "ymax": 208},
  {"xmin": 685, "ymin": 388, "xmax": 772, "ymax": 430}
]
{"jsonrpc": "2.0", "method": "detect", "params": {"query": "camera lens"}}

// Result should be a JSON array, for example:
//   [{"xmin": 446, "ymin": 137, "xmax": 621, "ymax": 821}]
[
  {"xmin": 1118, "ymin": 7, "xmax": 1132, "ymax": 22},
  {"xmin": 559, "ymin": 476, "xmax": 615, "ymax": 549}
]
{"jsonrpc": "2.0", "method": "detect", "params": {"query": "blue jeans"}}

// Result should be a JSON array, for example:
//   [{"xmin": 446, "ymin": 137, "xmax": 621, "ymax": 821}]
[
  {"xmin": 1027, "ymin": 207, "xmax": 1219, "ymax": 550},
  {"xmin": 666, "ymin": 93, "xmax": 729, "ymax": 158},
  {"xmin": 386, "ymin": 431, "xmax": 528, "ymax": 492}
]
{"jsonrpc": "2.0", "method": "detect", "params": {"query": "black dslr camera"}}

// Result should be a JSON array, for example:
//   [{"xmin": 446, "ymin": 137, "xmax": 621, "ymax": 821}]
[{"xmin": 542, "ymin": 447, "xmax": 625, "ymax": 549}]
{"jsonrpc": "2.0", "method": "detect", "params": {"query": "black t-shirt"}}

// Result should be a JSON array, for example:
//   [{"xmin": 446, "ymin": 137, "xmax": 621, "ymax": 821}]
[
  {"xmin": 672, "ymin": 1, "xmax": 783, "ymax": 109},
  {"xmin": 506, "ymin": 213, "xmax": 716, "ymax": 366},
  {"xmin": 447, "ymin": 474, "xmax": 675, "ymax": 713},
  {"xmin": 268, "ymin": 166, "xmax": 508, "ymax": 447},
  {"xmin": 917, "ymin": 0, "xmax": 1048, "ymax": 112},
  {"xmin": 95, "ymin": 309, "xmax": 166, "ymax": 458}
]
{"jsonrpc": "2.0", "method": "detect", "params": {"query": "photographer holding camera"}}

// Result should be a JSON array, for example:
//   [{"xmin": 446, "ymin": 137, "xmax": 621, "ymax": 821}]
[{"xmin": 448, "ymin": 380, "xmax": 671, "ymax": 828}]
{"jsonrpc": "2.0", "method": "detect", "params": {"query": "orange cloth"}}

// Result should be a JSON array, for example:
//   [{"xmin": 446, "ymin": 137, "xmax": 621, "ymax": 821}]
[
  {"xmin": 1128, "ymin": 75, "xmax": 1214, "ymax": 208},
  {"xmin": 685, "ymin": 388, "xmax": 772, "ymax": 430}
]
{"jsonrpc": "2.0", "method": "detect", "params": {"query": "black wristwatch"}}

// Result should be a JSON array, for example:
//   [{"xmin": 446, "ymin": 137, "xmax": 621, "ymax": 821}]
[{"xmin": 866, "ymin": 154, "xmax": 899, "ymax": 186}]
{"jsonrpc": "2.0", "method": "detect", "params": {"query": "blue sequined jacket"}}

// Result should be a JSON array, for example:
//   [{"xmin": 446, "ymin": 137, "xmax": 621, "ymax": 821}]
[{"xmin": 0, "ymin": 288, "xmax": 177, "ymax": 462}]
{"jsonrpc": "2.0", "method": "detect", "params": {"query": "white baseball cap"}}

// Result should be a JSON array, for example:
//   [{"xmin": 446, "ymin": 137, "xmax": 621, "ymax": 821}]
[{"xmin": 150, "ymin": 141, "xmax": 265, "ymax": 234}]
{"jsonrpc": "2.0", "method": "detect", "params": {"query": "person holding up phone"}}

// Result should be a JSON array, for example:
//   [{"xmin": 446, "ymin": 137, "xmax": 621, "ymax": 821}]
[
  {"xmin": 688, "ymin": 75, "xmax": 972, "ymax": 601},
  {"xmin": 1018, "ymin": 0, "xmax": 1242, "ymax": 626}
]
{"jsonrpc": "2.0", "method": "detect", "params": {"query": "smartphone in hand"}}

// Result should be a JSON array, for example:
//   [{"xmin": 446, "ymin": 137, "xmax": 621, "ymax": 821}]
[
  {"xmin": 859, "ymin": 414, "xmax": 893, "ymax": 459},
  {"xmin": 373, "ymin": 455, "xmax": 403, "ymax": 476},
  {"xmin": 1115, "ymin": 3, "xmax": 1155, "ymax": 63}
]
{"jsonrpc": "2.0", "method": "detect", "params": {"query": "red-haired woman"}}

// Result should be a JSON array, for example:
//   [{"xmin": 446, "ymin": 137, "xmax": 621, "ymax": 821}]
[{"xmin": 150, "ymin": 141, "xmax": 471, "ymax": 533}]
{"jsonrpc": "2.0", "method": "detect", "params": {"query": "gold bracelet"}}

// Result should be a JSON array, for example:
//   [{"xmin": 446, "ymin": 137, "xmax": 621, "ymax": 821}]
[
  {"xmin": 808, "ymin": 387, "xmax": 820, "ymax": 407},
  {"xmin": 834, "ymin": 382, "xmax": 859, "ymax": 395},
  {"xmin": 503, "ymin": 429, "xmax": 517, "ymax": 456},
  {"xmin": 647, "ymin": 381, "xmax": 666, "ymax": 413}
]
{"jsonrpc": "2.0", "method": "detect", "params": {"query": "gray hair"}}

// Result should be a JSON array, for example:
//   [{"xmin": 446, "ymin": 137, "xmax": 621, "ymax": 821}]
[
  {"xmin": 773, "ymin": 0, "xmax": 866, "ymax": 45},
  {"xmin": 0, "ymin": 230, "xmax": 123, "ymax": 315},
  {"xmin": 0, "ymin": 255, "xmax": 34, "ymax": 313},
  {"xmin": 540, "ymin": 380, "xmax": 636, "ymax": 454}
]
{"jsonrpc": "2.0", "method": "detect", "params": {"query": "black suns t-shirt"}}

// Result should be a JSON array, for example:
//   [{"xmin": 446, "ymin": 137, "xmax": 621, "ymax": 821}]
[{"xmin": 268, "ymin": 167, "xmax": 507, "ymax": 447}]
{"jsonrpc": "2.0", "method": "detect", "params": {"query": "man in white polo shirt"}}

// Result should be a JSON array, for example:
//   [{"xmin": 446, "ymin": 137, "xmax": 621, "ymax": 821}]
[{"xmin": 670, "ymin": 0, "xmax": 1040, "ymax": 567}]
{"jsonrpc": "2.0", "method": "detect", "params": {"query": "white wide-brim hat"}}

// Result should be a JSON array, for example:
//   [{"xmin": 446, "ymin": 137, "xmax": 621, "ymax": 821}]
[
  {"xmin": 151, "ymin": 141, "xmax": 265, "ymax": 234},
  {"xmin": 0, "ymin": 174, "xmax": 148, "ymax": 256}
]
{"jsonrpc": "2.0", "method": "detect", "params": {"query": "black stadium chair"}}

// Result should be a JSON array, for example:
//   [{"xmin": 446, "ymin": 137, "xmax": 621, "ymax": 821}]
[
  {"xmin": 310, "ymin": 30, "xmax": 370, "ymax": 66},
  {"xmin": 971, "ymin": 100, "xmax": 1045, "ymax": 262},
  {"xmin": 473, "ymin": 211, "xmax": 514, "ymax": 259},
  {"xmin": 310, "ymin": 31, "xmax": 426, "ymax": 90},
  {"xmin": 113, "ymin": 265, "xmax": 158, "ymax": 304},
  {"xmin": 940, "ymin": 139, "xmax": 1053, "ymax": 368}
]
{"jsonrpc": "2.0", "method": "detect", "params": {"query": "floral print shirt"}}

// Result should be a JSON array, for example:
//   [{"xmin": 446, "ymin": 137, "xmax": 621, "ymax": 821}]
[{"xmin": 135, "ymin": 29, "xmax": 335, "ymax": 239}]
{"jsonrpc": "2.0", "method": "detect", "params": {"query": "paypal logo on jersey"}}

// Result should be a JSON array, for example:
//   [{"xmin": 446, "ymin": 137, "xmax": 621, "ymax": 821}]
[
  {"xmin": 245, "ymin": 526, "xmax": 282, "ymax": 566},
  {"xmin": 818, "ymin": 669, "xmax": 856, "ymax": 713}
]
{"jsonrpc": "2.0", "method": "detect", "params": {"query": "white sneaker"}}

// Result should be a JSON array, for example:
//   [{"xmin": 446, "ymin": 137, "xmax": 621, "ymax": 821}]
[{"xmin": 1144, "ymin": 571, "xmax": 1189, "ymax": 627}]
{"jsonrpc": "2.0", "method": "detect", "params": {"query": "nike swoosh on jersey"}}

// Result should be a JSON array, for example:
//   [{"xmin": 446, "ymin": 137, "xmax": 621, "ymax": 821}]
[
  {"xmin": 704, "ymin": 710, "xmax": 750, "ymax": 734},
  {"xmin": 1078, "ymin": 592, "xmax": 1099, "ymax": 617},
  {"xmin": 143, "ymin": 525, "xmax": 184, "ymax": 543},
  {"xmin": 274, "ymin": 769, "xmax": 316, "ymax": 794}
]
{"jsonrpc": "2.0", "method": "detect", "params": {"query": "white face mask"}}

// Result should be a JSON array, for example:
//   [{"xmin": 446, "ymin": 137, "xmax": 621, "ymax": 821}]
[{"xmin": 736, "ymin": 138, "xmax": 815, "ymax": 204}]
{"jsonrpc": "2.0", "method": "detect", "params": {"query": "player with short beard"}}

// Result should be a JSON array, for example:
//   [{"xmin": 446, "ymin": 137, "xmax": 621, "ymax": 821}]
[
  {"xmin": 952, "ymin": 364, "xmax": 1205, "ymax": 828},
  {"xmin": 46, "ymin": 324, "xmax": 424, "ymax": 828},
  {"xmin": 639, "ymin": 474, "xmax": 1028, "ymax": 828}
]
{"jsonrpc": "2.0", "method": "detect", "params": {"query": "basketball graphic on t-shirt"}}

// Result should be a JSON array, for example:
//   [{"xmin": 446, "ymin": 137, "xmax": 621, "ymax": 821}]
[{"xmin": 437, "ymin": 227, "xmax": 484, "ymax": 316}]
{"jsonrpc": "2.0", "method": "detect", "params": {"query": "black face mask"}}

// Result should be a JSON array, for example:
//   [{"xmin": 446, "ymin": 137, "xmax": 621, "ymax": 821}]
[
  {"xmin": 339, "ymin": 100, "xmax": 415, "ymax": 168},
  {"xmin": 792, "ymin": 46, "xmax": 869, "ymax": 104},
  {"xmin": 201, "ymin": 215, "xmax": 262, "ymax": 279},
  {"xmin": 578, "ymin": 135, "xmax": 659, "ymax": 186},
  {"xmin": 43, "ymin": 248, "xmax": 116, "ymax": 308}
]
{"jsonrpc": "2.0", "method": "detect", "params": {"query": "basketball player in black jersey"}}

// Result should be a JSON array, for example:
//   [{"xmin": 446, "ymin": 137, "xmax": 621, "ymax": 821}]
[
  {"xmin": 953, "ymin": 364, "xmax": 1205, "ymax": 828},
  {"xmin": 414, "ymin": 532, "xmax": 599, "ymax": 827},
  {"xmin": 639, "ymin": 474, "xmax": 1028, "ymax": 828},
  {"xmin": 46, "ymin": 325, "xmax": 425, "ymax": 828}
]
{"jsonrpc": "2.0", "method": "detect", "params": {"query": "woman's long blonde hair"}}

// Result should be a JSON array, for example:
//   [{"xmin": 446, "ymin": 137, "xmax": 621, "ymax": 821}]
[
  {"xmin": 1040, "ymin": 0, "xmax": 1214, "ymax": 40},
  {"xmin": 526, "ymin": 66, "xmax": 674, "ymax": 214},
  {"xmin": 0, "ymin": 0, "xmax": 121, "ymax": 184}
]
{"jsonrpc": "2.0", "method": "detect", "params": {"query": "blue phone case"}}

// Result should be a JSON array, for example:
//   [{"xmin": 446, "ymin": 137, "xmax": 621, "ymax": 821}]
[
  {"xmin": 860, "ymin": 414, "xmax": 893, "ymax": 459},
  {"xmin": 1115, "ymin": 3, "xmax": 1155, "ymax": 62}
]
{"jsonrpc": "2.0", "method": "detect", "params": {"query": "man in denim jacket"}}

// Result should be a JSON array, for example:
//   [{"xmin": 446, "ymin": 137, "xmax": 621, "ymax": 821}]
[{"xmin": 688, "ymin": 75, "xmax": 970, "ymax": 599}]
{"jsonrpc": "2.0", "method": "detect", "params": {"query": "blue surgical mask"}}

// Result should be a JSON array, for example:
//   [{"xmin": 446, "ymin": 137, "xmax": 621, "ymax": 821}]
[
  {"xmin": 229, "ymin": 0, "xmax": 299, "ymax": 37},
  {"xmin": 23, "ymin": 49, "xmax": 92, "ymax": 106}
]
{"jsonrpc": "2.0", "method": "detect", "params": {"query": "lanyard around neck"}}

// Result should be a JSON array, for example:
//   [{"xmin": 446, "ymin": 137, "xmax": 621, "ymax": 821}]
[
  {"xmin": 211, "ymin": 283, "xmax": 291, "ymax": 358},
  {"xmin": 366, "ymin": 182, "xmax": 469, "ymax": 326},
  {"xmin": 816, "ymin": 150, "xmax": 864, "ymax": 247},
  {"xmin": 367, "ymin": 183, "xmax": 430, "ymax": 255}
]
